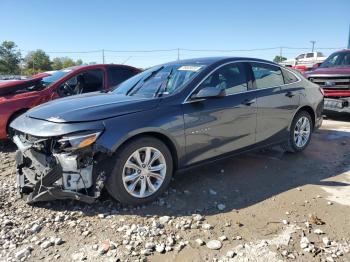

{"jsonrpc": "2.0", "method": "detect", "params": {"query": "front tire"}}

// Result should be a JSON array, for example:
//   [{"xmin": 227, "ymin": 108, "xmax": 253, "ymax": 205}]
[
  {"xmin": 106, "ymin": 136, "xmax": 173, "ymax": 205},
  {"xmin": 283, "ymin": 111, "xmax": 313, "ymax": 153}
]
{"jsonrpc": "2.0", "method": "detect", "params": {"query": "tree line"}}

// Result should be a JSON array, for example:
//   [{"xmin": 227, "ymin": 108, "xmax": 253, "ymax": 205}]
[
  {"xmin": 273, "ymin": 55, "xmax": 287, "ymax": 63},
  {"xmin": 1, "ymin": 40, "xmax": 289, "ymax": 76},
  {"xmin": 0, "ymin": 41, "xmax": 84, "ymax": 75}
]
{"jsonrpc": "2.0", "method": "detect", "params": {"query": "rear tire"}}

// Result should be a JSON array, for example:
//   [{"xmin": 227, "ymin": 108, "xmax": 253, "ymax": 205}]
[
  {"xmin": 106, "ymin": 136, "xmax": 173, "ymax": 205},
  {"xmin": 283, "ymin": 111, "xmax": 313, "ymax": 153}
]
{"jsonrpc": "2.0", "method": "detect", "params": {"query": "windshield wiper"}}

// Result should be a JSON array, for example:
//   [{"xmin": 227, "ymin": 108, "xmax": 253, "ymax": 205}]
[
  {"xmin": 128, "ymin": 66, "xmax": 164, "ymax": 96},
  {"xmin": 154, "ymin": 68, "xmax": 173, "ymax": 97},
  {"xmin": 143, "ymin": 66, "xmax": 164, "ymax": 82},
  {"xmin": 125, "ymin": 79, "xmax": 142, "ymax": 96}
]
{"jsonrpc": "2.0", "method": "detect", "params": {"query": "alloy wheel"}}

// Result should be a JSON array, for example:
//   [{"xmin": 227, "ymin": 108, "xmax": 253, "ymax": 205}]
[
  {"xmin": 122, "ymin": 147, "xmax": 167, "ymax": 198},
  {"xmin": 294, "ymin": 116, "xmax": 311, "ymax": 148}
]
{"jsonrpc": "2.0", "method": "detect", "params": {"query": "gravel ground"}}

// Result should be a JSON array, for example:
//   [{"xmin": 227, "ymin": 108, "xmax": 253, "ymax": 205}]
[{"xmin": 0, "ymin": 117, "xmax": 349, "ymax": 262}]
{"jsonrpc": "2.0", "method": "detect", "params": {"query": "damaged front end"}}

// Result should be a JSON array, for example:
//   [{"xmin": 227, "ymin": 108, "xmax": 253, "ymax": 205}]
[{"xmin": 13, "ymin": 130, "xmax": 108, "ymax": 204}]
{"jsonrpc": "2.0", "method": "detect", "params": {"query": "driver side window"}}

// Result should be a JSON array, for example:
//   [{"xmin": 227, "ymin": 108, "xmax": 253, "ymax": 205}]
[
  {"xmin": 197, "ymin": 63, "xmax": 248, "ymax": 95},
  {"xmin": 57, "ymin": 69, "xmax": 104, "ymax": 97}
]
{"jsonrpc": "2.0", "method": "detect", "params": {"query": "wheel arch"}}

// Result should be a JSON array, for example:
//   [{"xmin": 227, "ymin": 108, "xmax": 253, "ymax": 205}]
[
  {"xmin": 6, "ymin": 108, "xmax": 29, "ymax": 135},
  {"xmin": 289, "ymin": 105, "xmax": 316, "ymax": 131},
  {"xmin": 111, "ymin": 130, "xmax": 180, "ymax": 170}
]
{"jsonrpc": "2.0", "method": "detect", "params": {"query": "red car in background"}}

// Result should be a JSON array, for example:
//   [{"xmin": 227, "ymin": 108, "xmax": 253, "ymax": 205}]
[
  {"xmin": 0, "ymin": 64, "xmax": 141, "ymax": 139},
  {"xmin": 304, "ymin": 49, "xmax": 350, "ymax": 114}
]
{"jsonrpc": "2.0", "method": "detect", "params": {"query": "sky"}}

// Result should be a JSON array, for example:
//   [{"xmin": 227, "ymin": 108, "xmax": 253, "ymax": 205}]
[{"xmin": 1, "ymin": 0, "xmax": 349, "ymax": 68}]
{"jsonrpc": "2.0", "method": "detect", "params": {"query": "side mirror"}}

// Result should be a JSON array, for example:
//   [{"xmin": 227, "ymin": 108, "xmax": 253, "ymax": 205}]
[{"xmin": 191, "ymin": 86, "xmax": 226, "ymax": 100}]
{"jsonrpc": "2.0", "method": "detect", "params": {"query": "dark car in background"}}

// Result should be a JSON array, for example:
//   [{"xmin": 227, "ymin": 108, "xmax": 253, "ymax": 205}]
[
  {"xmin": 0, "ymin": 64, "xmax": 141, "ymax": 139},
  {"xmin": 10, "ymin": 57, "xmax": 323, "ymax": 205},
  {"xmin": 305, "ymin": 49, "xmax": 350, "ymax": 114}
]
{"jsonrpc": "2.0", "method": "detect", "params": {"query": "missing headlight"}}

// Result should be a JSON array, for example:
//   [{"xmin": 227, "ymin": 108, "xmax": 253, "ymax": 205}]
[{"xmin": 54, "ymin": 153, "xmax": 93, "ymax": 191}]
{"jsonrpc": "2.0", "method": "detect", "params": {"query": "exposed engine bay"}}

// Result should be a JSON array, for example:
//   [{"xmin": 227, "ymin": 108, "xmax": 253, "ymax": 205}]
[
  {"xmin": 13, "ymin": 132, "xmax": 107, "ymax": 204},
  {"xmin": 0, "ymin": 80, "xmax": 46, "ymax": 96}
]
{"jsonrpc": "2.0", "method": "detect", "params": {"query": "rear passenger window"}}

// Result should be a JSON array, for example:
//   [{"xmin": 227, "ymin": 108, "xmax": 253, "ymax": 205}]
[
  {"xmin": 198, "ymin": 63, "xmax": 248, "ymax": 95},
  {"xmin": 306, "ymin": 53, "xmax": 314, "ymax": 58},
  {"xmin": 251, "ymin": 63, "xmax": 284, "ymax": 89},
  {"xmin": 108, "ymin": 67, "xmax": 138, "ymax": 87},
  {"xmin": 282, "ymin": 68, "xmax": 299, "ymax": 84}
]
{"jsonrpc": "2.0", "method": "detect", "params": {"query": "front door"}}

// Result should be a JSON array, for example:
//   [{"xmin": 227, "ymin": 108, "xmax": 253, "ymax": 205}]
[
  {"xmin": 55, "ymin": 69, "xmax": 104, "ymax": 98},
  {"xmin": 183, "ymin": 62, "xmax": 257, "ymax": 165}
]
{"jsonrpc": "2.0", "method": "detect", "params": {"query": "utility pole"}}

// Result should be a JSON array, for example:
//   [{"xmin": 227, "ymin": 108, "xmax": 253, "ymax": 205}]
[
  {"xmin": 177, "ymin": 48, "xmax": 180, "ymax": 61},
  {"xmin": 102, "ymin": 49, "xmax": 105, "ymax": 64},
  {"xmin": 310, "ymin": 41, "xmax": 316, "ymax": 52}
]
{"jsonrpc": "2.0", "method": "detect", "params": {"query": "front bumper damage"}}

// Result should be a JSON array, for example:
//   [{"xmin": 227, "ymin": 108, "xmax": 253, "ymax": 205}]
[{"xmin": 13, "ymin": 134, "xmax": 107, "ymax": 204}]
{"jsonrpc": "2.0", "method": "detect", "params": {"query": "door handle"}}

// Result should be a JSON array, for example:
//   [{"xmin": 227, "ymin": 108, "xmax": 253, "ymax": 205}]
[
  {"xmin": 242, "ymin": 98, "xmax": 256, "ymax": 106},
  {"xmin": 286, "ymin": 91, "xmax": 296, "ymax": 98}
]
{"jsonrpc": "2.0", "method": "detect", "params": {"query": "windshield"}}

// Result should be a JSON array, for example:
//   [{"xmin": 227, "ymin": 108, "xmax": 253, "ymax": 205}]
[
  {"xmin": 41, "ymin": 69, "xmax": 72, "ymax": 86},
  {"xmin": 320, "ymin": 52, "xmax": 350, "ymax": 68},
  {"xmin": 113, "ymin": 63, "xmax": 206, "ymax": 98}
]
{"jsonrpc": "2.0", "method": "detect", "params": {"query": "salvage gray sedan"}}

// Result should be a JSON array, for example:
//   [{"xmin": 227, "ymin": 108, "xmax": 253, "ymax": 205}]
[{"xmin": 10, "ymin": 57, "xmax": 324, "ymax": 205}]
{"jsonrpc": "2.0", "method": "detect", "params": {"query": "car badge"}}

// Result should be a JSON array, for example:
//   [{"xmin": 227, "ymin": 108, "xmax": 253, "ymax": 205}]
[{"xmin": 324, "ymin": 81, "xmax": 335, "ymax": 87}]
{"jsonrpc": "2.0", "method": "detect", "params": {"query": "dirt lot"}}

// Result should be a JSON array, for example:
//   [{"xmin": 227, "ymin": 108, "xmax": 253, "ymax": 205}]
[{"xmin": 1, "ymin": 117, "xmax": 349, "ymax": 262}]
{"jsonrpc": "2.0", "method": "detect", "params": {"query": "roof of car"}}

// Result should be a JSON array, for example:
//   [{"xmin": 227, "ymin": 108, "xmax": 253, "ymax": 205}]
[
  {"xmin": 164, "ymin": 57, "xmax": 277, "ymax": 66},
  {"xmin": 66, "ymin": 63, "xmax": 140, "ymax": 71},
  {"xmin": 334, "ymin": 49, "xmax": 350, "ymax": 53}
]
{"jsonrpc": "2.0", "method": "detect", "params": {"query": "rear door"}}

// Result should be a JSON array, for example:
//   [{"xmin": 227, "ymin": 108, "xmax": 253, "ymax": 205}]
[
  {"xmin": 183, "ymin": 62, "xmax": 257, "ymax": 165},
  {"xmin": 249, "ymin": 62, "xmax": 300, "ymax": 144}
]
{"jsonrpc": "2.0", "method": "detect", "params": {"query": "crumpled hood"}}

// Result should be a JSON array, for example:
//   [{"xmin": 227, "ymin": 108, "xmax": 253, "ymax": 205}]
[
  {"xmin": 305, "ymin": 67, "xmax": 350, "ymax": 77},
  {"xmin": 27, "ymin": 92, "xmax": 159, "ymax": 123},
  {"xmin": 0, "ymin": 76, "xmax": 46, "ymax": 96}
]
